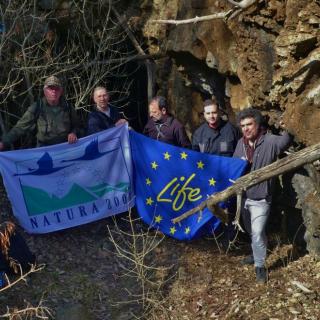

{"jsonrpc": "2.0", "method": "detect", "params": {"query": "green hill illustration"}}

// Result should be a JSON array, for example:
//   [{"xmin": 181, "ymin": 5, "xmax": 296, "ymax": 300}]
[
  {"xmin": 22, "ymin": 182, "xmax": 130, "ymax": 216},
  {"xmin": 88, "ymin": 182, "xmax": 129, "ymax": 197}
]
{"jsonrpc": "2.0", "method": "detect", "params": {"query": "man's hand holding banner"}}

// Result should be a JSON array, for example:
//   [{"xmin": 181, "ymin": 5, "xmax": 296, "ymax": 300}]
[
  {"xmin": 0, "ymin": 125, "xmax": 247, "ymax": 239},
  {"xmin": 0, "ymin": 125, "xmax": 134, "ymax": 233}
]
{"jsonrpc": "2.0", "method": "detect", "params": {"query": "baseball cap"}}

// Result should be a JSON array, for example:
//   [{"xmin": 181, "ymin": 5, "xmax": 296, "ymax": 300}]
[{"xmin": 44, "ymin": 76, "xmax": 62, "ymax": 87}]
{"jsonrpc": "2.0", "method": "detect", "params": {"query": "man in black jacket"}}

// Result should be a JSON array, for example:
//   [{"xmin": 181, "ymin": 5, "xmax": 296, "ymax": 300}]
[
  {"xmin": 87, "ymin": 86, "xmax": 127, "ymax": 135},
  {"xmin": 192, "ymin": 98, "xmax": 240, "ymax": 252},
  {"xmin": 143, "ymin": 96, "xmax": 191, "ymax": 148},
  {"xmin": 192, "ymin": 98, "xmax": 240, "ymax": 156}
]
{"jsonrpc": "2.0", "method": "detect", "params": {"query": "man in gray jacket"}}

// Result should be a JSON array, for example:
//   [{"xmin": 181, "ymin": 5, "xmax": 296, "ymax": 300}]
[{"xmin": 233, "ymin": 108, "xmax": 291, "ymax": 283}]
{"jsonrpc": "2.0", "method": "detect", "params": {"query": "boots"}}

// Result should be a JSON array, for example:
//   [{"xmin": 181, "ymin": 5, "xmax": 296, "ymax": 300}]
[{"xmin": 255, "ymin": 267, "xmax": 267, "ymax": 283}]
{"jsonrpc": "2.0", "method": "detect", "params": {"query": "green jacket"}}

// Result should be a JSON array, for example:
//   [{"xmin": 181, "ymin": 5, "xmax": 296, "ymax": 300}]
[{"xmin": 2, "ymin": 97, "xmax": 80, "ymax": 147}]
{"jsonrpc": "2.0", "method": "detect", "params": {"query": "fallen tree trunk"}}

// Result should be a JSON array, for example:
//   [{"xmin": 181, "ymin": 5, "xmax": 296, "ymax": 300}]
[{"xmin": 173, "ymin": 142, "xmax": 320, "ymax": 224}]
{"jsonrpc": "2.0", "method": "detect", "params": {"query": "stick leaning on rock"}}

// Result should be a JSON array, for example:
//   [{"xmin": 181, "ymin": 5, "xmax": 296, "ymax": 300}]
[
  {"xmin": 172, "ymin": 142, "xmax": 320, "ymax": 228},
  {"xmin": 151, "ymin": 0, "xmax": 258, "ymax": 25}
]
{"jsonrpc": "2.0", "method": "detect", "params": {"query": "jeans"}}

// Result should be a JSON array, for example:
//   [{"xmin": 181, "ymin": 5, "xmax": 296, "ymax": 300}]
[{"xmin": 243, "ymin": 198, "xmax": 271, "ymax": 267}]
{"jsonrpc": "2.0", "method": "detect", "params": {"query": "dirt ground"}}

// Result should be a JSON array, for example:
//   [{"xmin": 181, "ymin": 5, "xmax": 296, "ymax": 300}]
[{"xmin": 1, "ymin": 189, "xmax": 320, "ymax": 319}]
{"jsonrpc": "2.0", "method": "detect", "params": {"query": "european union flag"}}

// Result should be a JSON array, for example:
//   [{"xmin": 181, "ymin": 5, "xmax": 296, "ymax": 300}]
[{"xmin": 130, "ymin": 131, "xmax": 247, "ymax": 240}]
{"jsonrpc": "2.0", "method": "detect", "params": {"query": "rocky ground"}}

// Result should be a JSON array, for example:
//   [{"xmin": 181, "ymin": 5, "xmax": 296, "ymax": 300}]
[{"xmin": 1, "ymin": 186, "xmax": 320, "ymax": 319}]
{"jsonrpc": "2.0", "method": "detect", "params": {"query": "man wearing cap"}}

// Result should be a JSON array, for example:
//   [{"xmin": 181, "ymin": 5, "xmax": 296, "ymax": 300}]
[
  {"xmin": 0, "ymin": 75, "xmax": 79, "ymax": 149},
  {"xmin": 192, "ymin": 98, "xmax": 240, "ymax": 156},
  {"xmin": 87, "ymin": 86, "xmax": 127, "ymax": 135}
]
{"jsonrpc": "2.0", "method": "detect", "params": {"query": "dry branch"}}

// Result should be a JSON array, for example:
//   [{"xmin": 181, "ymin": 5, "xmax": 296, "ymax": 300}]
[
  {"xmin": 173, "ymin": 142, "xmax": 320, "ymax": 224},
  {"xmin": 0, "ymin": 264, "xmax": 45, "ymax": 293},
  {"xmin": 291, "ymin": 280, "xmax": 313, "ymax": 294},
  {"xmin": 151, "ymin": 0, "xmax": 258, "ymax": 25},
  {"xmin": 152, "ymin": 12, "xmax": 233, "ymax": 25},
  {"xmin": 225, "ymin": 0, "xmax": 258, "ymax": 9},
  {"xmin": 0, "ymin": 299, "xmax": 51, "ymax": 319}
]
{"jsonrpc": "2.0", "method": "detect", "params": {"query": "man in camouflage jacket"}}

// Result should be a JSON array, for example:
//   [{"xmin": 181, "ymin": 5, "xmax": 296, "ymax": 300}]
[{"xmin": 0, "ymin": 75, "xmax": 79, "ymax": 149}]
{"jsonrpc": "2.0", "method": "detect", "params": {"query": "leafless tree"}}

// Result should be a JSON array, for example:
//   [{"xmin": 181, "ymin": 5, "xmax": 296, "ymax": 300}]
[
  {"xmin": 108, "ymin": 211, "xmax": 173, "ymax": 319},
  {"xmin": 0, "ymin": 0, "xmax": 143, "ymax": 138}
]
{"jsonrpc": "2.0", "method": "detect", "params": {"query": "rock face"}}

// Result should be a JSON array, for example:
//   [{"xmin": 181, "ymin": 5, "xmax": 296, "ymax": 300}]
[
  {"xmin": 138, "ymin": 0, "xmax": 320, "ymax": 144},
  {"xmin": 136, "ymin": 0, "xmax": 320, "ymax": 253}
]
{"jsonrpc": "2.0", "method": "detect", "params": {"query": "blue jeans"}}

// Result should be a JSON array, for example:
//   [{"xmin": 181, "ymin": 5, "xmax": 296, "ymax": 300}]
[{"xmin": 243, "ymin": 199, "xmax": 270, "ymax": 267}]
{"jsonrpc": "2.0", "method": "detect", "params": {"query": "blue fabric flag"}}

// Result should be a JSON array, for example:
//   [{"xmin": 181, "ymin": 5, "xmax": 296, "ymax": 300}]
[
  {"xmin": 0, "ymin": 125, "xmax": 134, "ymax": 233},
  {"xmin": 130, "ymin": 131, "xmax": 247, "ymax": 240}
]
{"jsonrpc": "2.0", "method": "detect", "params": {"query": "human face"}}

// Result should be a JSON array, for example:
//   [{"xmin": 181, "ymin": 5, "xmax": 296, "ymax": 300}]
[
  {"xmin": 149, "ymin": 101, "xmax": 166, "ymax": 121},
  {"xmin": 203, "ymin": 104, "xmax": 220, "ymax": 127},
  {"xmin": 43, "ymin": 86, "xmax": 63, "ymax": 106},
  {"xmin": 93, "ymin": 88, "xmax": 109, "ymax": 111},
  {"xmin": 240, "ymin": 117, "xmax": 260, "ymax": 142}
]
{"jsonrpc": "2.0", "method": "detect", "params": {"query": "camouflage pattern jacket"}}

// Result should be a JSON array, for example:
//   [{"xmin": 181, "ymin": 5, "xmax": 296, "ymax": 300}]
[{"xmin": 2, "ymin": 97, "xmax": 80, "ymax": 147}]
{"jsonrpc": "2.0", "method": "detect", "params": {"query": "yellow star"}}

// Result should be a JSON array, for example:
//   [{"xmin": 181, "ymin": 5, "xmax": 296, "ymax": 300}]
[
  {"xmin": 155, "ymin": 215, "xmax": 163, "ymax": 223},
  {"xmin": 146, "ymin": 178, "xmax": 152, "ymax": 186},
  {"xmin": 180, "ymin": 152, "xmax": 188, "ymax": 160},
  {"xmin": 170, "ymin": 226, "xmax": 177, "ymax": 235},
  {"xmin": 209, "ymin": 178, "xmax": 216, "ymax": 186},
  {"xmin": 146, "ymin": 197, "xmax": 154, "ymax": 205},
  {"xmin": 163, "ymin": 151, "xmax": 171, "ymax": 160},
  {"xmin": 151, "ymin": 161, "xmax": 158, "ymax": 170},
  {"xmin": 197, "ymin": 161, "xmax": 204, "ymax": 169},
  {"xmin": 185, "ymin": 226, "xmax": 191, "ymax": 234}
]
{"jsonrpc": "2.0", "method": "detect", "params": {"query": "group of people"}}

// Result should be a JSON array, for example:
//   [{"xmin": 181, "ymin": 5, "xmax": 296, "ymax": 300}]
[
  {"xmin": 0, "ymin": 77, "xmax": 127, "ymax": 150},
  {"xmin": 143, "ymin": 94, "xmax": 291, "ymax": 283},
  {"xmin": 0, "ymin": 75, "xmax": 292, "ymax": 284}
]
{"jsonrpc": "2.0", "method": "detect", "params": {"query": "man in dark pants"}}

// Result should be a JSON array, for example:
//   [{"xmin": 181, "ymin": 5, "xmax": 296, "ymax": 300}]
[
  {"xmin": 87, "ymin": 86, "xmax": 127, "ymax": 135},
  {"xmin": 233, "ymin": 108, "xmax": 291, "ymax": 283},
  {"xmin": 192, "ymin": 98, "xmax": 240, "ymax": 156},
  {"xmin": 143, "ymin": 96, "xmax": 191, "ymax": 148}
]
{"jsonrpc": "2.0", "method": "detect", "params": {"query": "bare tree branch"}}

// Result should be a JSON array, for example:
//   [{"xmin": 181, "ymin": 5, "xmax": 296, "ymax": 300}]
[
  {"xmin": 152, "ymin": 11, "xmax": 233, "ymax": 25},
  {"xmin": 151, "ymin": 0, "xmax": 258, "ymax": 25},
  {"xmin": 0, "ymin": 264, "xmax": 45, "ymax": 293},
  {"xmin": 173, "ymin": 142, "xmax": 320, "ymax": 224},
  {"xmin": 225, "ymin": 0, "xmax": 258, "ymax": 9}
]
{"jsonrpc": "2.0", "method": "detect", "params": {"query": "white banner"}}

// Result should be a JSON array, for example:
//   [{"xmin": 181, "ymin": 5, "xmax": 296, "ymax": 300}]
[{"xmin": 0, "ymin": 125, "xmax": 134, "ymax": 233}]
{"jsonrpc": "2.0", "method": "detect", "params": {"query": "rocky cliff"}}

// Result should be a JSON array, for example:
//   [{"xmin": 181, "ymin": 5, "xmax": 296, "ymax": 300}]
[
  {"xmin": 138, "ymin": 0, "xmax": 320, "ymax": 145},
  {"xmin": 135, "ymin": 0, "xmax": 320, "ymax": 253}
]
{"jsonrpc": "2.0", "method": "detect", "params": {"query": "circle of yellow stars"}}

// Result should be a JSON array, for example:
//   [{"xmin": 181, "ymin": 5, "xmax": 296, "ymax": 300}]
[{"xmin": 145, "ymin": 150, "xmax": 218, "ymax": 237}]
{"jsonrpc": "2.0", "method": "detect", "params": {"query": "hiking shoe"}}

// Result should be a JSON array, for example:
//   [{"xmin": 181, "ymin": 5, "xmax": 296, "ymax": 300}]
[
  {"xmin": 240, "ymin": 255, "xmax": 254, "ymax": 265},
  {"xmin": 255, "ymin": 267, "xmax": 267, "ymax": 283}
]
